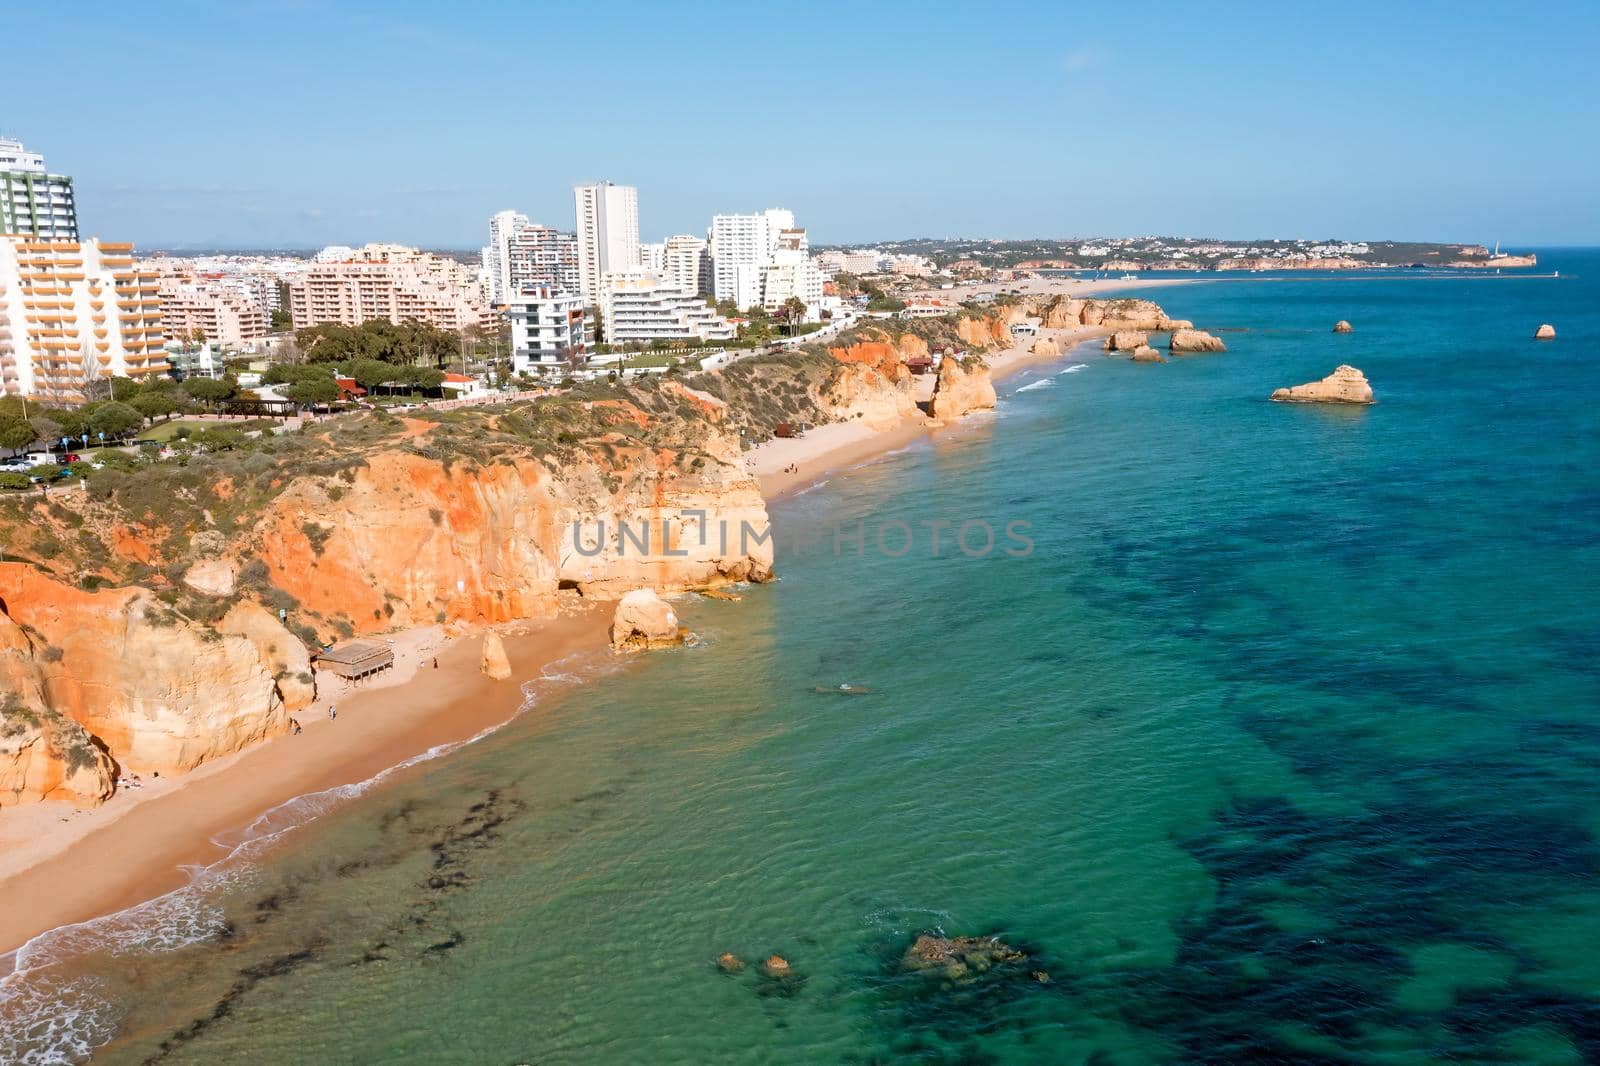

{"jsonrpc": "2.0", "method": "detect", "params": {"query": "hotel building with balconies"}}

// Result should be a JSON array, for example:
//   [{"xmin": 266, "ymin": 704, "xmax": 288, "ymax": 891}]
[
  {"xmin": 0, "ymin": 238, "xmax": 167, "ymax": 403},
  {"xmin": 287, "ymin": 244, "xmax": 490, "ymax": 332}
]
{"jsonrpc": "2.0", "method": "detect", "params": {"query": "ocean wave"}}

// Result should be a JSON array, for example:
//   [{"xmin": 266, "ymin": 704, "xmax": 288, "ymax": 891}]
[
  {"xmin": 1016, "ymin": 379, "xmax": 1055, "ymax": 393},
  {"xmin": 0, "ymin": 651, "xmax": 615, "ymax": 1063},
  {"xmin": 1059, "ymin": 363, "xmax": 1088, "ymax": 374}
]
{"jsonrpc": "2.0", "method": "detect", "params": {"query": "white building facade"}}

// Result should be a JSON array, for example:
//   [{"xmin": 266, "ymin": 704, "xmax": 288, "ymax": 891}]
[
  {"xmin": 601, "ymin": 270, "xmax": 734, "ymax": 345},
  {"xmin": 573, "ymin": 182, "xmax": 639, "ymax": 306},
  {"xmin": 709, "ymin": 208, "xmax": 793, "ymax": 307},
  {"xmin": 508, "ymin": 286, "xmax": 589, "ymax": 377},
  {"xmin": 482, "ymin": 210, "xmax": 528, "ymax": 304},
  {"xmin": 0, "ymin": 137, "xmax": 78, "ymax": 242}
]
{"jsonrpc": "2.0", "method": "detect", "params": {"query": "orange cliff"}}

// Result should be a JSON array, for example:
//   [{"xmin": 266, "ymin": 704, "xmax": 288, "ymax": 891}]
[
  {"xmin": 0, "ymin": 395, "xmax": 771, "ymax": 807},
  {"xmin": 927, "ymin": 355, "xmax": 998, "ymax": 422},
  {"xmin": 1, "ymin": 564, "xmax": 305, "ymax": 805}
]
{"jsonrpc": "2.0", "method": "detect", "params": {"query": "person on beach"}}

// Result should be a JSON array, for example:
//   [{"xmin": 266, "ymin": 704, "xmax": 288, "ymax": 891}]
[
  {"xmin": 328, "ymin": 705, "xmax": 337, "ymax": 721},
  {"xmin": 290, "ymin": 718, "xmax": 302, "ymax": 735},
  {"xmin": 433, "ymin": 657, "xmax": 439, "ymax": 669}
]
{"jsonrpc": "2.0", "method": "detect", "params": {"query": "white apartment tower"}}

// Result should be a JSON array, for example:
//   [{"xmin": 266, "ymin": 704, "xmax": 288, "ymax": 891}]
[
  {"xmin": 710, "ymin": 208, "xmax": 794, "ymax": 308},
  {"xmin": 0, "ymin": 137, "xmax": 78, "ymax": 242},
  {"xmin": 573, "ymin": 182, "xmax": 638, "ymax": 306},
  {"xmin": 482, "ymin": 209, "xmax": 529, "ymax": 304}
]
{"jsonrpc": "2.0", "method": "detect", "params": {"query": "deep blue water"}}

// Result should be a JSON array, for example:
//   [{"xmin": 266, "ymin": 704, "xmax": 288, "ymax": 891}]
[{"xmin": 3, "ymin": 253, "xmax": 1597, "ymax": 1063}]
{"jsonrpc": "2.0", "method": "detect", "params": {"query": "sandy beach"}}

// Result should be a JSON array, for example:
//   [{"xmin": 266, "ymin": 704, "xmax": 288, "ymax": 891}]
[
  {"xmin": 0, "ymin": 606, "xmax": 611, "ymax": 959},
  {"xmin": 751, "ymin": 273, "xmax": 1198, "ymax": 499},
  {"xmin": 0, "ymin": 271, "xmax": 1195, "ymax": 962}
]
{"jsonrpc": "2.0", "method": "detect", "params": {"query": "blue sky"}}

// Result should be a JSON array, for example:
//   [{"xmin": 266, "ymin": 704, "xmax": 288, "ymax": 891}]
[{"xmin": 6, "ymin": 0, "xmax": 1597, "ymax": 248}]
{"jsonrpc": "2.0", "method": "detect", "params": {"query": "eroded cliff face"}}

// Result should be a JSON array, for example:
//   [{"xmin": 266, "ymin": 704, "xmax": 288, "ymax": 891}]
[
  {"xmin": 0, "ymin": 563, "xmax": 300, "ymax": 801},
  {"xmin": 1034, "ymin": 297, "xmax": 1185, "ymax": 332},
  {"xmin": 0, "ymin": 386, "xmax": 773, "ymax": 806}
]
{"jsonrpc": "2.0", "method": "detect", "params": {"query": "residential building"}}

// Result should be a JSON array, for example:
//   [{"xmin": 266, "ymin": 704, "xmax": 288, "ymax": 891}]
[
  {"xmin": 601, "ymin": 270, "xmax": 734, "ymax": 344},
  {"xmin": 637, "ymin": 241, "xmax": 665, "ymax": 273},
  {"xmin": 287, "ymin": 244, "xmax": 490, "ymax": 332},
  {"xmin": 158, "ymin": 276, "xmax": 267, "ymax": 348},
  {"xmin": 505, "ymin": 223, "xmax": 580, "ymax": 298},
  {"xmin": 0, "ymin": 238, "xmax": 167, "ymax": 403},
  {"xmin": 482, "ymin": 209, "xmax": 528, "ymax": 304},
  {"xmin": 816, "ymin": 249, "xmax": 879, "ymax": 275},
  {"xmin": 0, "ymin": 137, "xmax": 78, "ymax": 242},
  {"xmin": 508, "ymin": 285, "xmax": 588, "ymax": 377},
  {"xmin": 573, "ymin": 182, "xmax": 639, "ymax": 305},
  {"xmin": 710, "ymin": 208, "xmax": 793, "ymax": 307},
  {"xmin": 760, "ymin": 246, "xmax": 825, "ymax": 320},
  {"xmin": 663, "ymin": 234, "xmax": 710, "ymax": 295}
]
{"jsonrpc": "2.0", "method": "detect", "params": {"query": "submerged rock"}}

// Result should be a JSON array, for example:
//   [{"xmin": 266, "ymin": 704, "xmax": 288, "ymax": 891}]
[
  {"xmin": 609, "ymin": 589, "xmax": 686, "ymax": 650},
  {"xmin": 1333, "ymin": 320, "xmax": 1354, "ymax": 333},
  {"xmin": 1535, "ymin": 323, "xmax": 1556, "ymax": 339},
  {"xmin": 1270, "ymin": 365, "xmax": 1375, "ymax": 405},
  {"xmin": 716, "ymin": 952, "xmax": 744, "ymax": 974},
  {"xmin": 762, "ymin": 954, "xmax": 791, "ymax": 976},
  {"xmin": 698, "ymin": 588, "xmax": 741, "ymax": 602},
  {"xmin": 1169, "ymin": 328, "xmax": 1227, "ymax": 353},
  {"xmin": 1131, "ymin": 346, "xmax": 1165, "ymax": 363},
  {"xmin": 813, "ymin": 683, "xmax": 873, "ymax": 696},
  {"xmin": 901, "ymin": 934, "xmax": 1028, "ymax": 980}
]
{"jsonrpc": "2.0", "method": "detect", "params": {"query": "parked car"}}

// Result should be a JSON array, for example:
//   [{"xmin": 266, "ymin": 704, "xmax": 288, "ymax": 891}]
[{"xmin": 0, "ymin": 456, "xmax": 31, "ymax": 473}]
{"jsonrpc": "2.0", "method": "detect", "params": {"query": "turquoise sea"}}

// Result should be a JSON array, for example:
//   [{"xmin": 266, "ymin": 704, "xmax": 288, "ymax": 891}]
[{"xmin": 4, "ymin": 254, "xmax": 1598, "ymax": 1063}]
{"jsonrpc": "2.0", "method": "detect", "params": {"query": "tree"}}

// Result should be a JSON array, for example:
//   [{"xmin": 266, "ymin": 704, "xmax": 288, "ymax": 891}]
[
  {"xmin": 780, "ymin": 296, "xmax": 808, "ymax": 337},
  {"xmin": 270, "ymin": 308, "xmax": 293, "ymax": 332},
  {"xmin": 88, "ymin": 401, "xmax": 144, "ymax": 438},
  {"xmin": 283, "ymin": 376, "xmax": 338, "ymax": 405},
  {"xmin": 0, "ymin": 417, "xmax": 37, "ymax": 451},
  {"xmin": 182, "ymin": 377, "xmax": 237, "ymax": 405},
  {"xmin": 131, "ymin": 392, "xmax": 180, "ymax": 420}
]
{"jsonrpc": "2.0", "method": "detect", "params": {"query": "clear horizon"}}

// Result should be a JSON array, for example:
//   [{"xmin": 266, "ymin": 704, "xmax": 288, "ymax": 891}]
[{"xmin": 6, "ymin": 0, "xmax": 1597, "ymax": 249}]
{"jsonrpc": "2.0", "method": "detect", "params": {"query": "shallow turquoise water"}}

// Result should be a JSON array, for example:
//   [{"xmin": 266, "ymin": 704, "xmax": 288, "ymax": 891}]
[{"xmin": 5, "ymin": 256, "xmax": 1599, "ymax": 1063}]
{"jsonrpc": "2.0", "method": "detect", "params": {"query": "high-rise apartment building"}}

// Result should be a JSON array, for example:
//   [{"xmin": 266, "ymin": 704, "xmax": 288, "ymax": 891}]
[
  {"xmin": 287, "ymin": 244, "xmax": 489, "ymax": 332},
  {"xmin": 573, "ymin": 182, "xmax": 638, "ymax": 305},
  {"xmin": 663, "ymin": 235, "xmax": 710, "ymax": 296},
  {"xmin": 0, "ymin": 238, "xmax": 167, "ymax": 403},
  {"xmin": 482, "ymin": 210, "xmax": 528, "ymax": 304},
  {"xmin": 709, "ymin": 208, "xmax": 794, "ymax": 308},
  {"xmin": 0, "ymin": 137, "xmax": 78, "ymax": 242}
]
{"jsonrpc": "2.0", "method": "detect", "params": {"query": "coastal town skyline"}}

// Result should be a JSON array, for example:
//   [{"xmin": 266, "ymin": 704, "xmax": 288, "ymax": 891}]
[{"xmin": 5, "ymin": 1, "xmax": 1597, "ymax": 248}]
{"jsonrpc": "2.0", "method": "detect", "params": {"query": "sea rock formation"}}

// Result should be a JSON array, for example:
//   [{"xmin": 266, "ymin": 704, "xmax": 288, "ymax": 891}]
[
  {"xmin": 1104, "ymin": 330, "xmax": 1149, "ymax": 352},
  {"xmin": 1038, "ymin": 297, "xmax": 1170, "ymax": 331},
  {"xmin": 927, "ymin": 355, "xmax": 997, "ymax": 422},
  {"xmin": 609, "ymin": 589, "xmax": 685, "ymax": 650},
  {"xmin": 901, "ymin": 934, "xmax": 1027, "ymax": 979},
  {"xmin": 1029, "ymin": 336, "xmax": 1061, "ymax": 357},
  {"xmin": 1131, "ymin": 346, "xmax": 1165, "ymax": 363},
  {"xmin": 1535, "ymin": 323, "xmax": 1556, "ymax": 339},
  {"xmin": 480, "ymin": 631, "xmax": 512, "ymax": 680},
  {"xmin": 716, "ymin": 952, "xmax": 744, "ymax": 974},
  {"xmin": 762, "ymin": 955, "xmax": 792, "ymax": 977},
  {"xmin": 1333, "ymin": 320, "xmax": 1354, "ymax": 333},
  {"xmin": 1169, "ymin": 329, "xmax": 1227, "ymax": 353},
  {"xmin": 1270, "ymin": 365, "xmax": 1375, "ymax": 404}
]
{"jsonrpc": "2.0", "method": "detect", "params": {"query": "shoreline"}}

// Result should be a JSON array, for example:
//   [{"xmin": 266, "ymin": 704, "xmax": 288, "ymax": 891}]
[
  {"xmin": 0, "ymin": 606, "xmax": 612, "ymax": 960},
  {"xmin": 751, "ymin": 274, "xmax": 1192, "ymax": 500},
  {"xmin": 0, "ymin": 273, "xmax": 1194, "ymax": 963}
]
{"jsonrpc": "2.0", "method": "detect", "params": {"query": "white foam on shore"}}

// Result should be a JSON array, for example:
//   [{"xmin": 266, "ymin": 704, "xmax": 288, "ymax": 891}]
[
  {"xmin": 0, "ymin": 648, "xmax": 618, "ymax": 1063},
  {"xmin": 1059, "ymin": 363, "xmax": 1089, "ymax": 374},
  {"xmin": 1016, "ymin": 378, "xmax": 1055, "ymax": 393}
]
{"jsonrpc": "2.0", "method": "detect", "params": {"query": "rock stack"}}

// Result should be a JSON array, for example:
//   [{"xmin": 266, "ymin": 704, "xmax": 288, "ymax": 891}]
[
  {"xmin": 1535, "ymin": 323, "xmax": 1556, "ymax": 339},
  {"xmin": 1270, "ymin": 365, "xmax": 1374, "ymax": 405}
]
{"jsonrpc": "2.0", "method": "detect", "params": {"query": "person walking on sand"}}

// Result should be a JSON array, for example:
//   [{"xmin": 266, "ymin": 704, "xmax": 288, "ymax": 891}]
[
  {"xmin": 433, "ymin": 656, "xmax": 439, "ymax": 669},
  {"xmin": 328, "ymin": 705, "xmax": 337, "ymax": 722}
]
